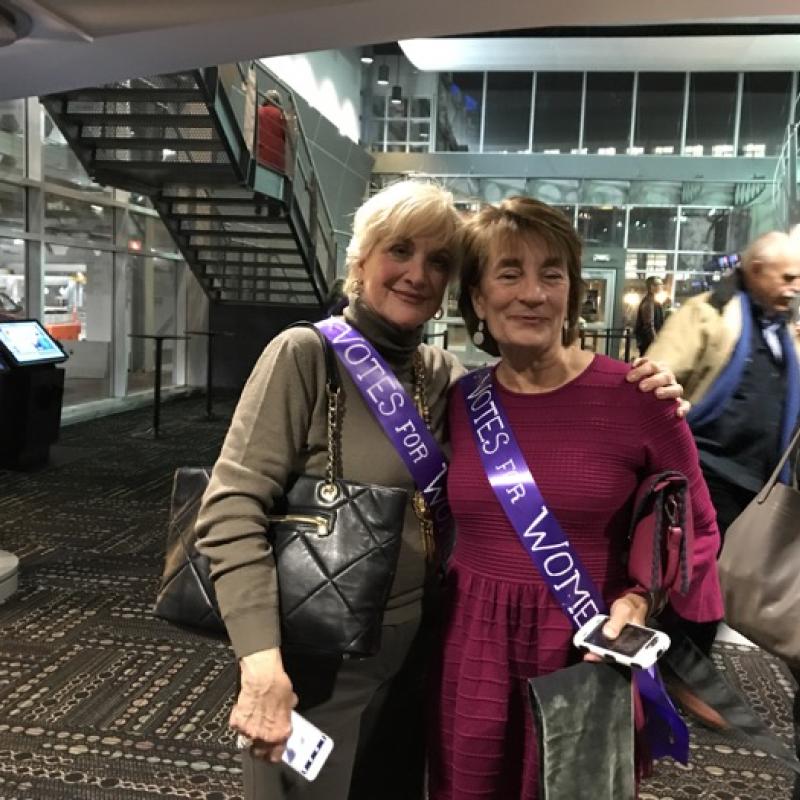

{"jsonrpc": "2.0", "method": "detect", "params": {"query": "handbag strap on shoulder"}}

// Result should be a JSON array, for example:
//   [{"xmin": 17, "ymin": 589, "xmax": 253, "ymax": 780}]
[{"xmin": 288, "ymin": 321, "xmax": 342, "ymax": 491}]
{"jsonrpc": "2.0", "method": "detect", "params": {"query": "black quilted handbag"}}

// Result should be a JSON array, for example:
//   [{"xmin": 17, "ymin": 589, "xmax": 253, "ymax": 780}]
[{"xmin": 154, "ymin": 324, "xmax": 408, "ymax": 658}]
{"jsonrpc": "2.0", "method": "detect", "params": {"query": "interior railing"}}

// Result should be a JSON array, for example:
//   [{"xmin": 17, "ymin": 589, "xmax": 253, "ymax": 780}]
[{"xmin": 210, "ymin": 61, "xmax": 338, "ymax": 289}]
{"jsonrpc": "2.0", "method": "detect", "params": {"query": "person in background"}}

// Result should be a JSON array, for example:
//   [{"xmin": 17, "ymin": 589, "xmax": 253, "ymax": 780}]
[
  {"xmin": 634, "ymin": 275, "xmax": 665, "ymax": 356},
  {"xmin": 428, "ymin": 197, "xmax": 722, "ymax": 800},
  {"xmin": 646, "ymin": 229, "xmax": 800, "ymax": 794},
  {"xmin": 257, "ymin": 89, "xmax": 287, "ymax": 173},
  {"xmin": 195, "ymin": 180, "xmax": 687, "ymax": 800}
]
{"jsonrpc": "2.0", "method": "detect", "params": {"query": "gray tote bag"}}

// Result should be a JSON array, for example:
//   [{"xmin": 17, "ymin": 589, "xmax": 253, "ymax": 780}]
[{"xmin": 718, "ymin": 425, "xmax": 800, "ymax": 669}]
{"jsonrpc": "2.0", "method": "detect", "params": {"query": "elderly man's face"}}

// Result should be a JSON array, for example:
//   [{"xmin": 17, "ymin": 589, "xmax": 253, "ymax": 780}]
[{"xmin": 747, "ymin": 242, "xmax": 800, "ymax": 314}]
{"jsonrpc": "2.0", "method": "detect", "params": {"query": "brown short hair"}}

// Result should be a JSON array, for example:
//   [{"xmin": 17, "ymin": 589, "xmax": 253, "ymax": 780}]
[{"xmin": 458, "ymin": 197, "xmax": 584, "ymax": 356}]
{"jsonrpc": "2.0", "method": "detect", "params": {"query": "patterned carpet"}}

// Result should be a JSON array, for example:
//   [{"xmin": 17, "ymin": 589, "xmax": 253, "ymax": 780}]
[{"xmin": 0, "ymin": 395, "xmax": 796, "ymax": 799}]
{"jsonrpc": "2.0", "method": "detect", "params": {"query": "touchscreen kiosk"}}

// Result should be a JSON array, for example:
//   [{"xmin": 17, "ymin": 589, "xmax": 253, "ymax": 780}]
[{"xmin": 0, "ymin": 319, "xmax": 68, "ymax": 367}]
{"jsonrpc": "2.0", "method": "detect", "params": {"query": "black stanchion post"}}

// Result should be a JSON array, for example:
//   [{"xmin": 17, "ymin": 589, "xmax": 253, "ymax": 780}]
[{"xmin": 153, "ymin": 337, "xmax": 164, "ymax": 438}]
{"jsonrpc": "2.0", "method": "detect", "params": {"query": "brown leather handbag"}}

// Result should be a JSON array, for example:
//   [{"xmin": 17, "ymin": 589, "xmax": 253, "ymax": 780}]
[{"xmin": 718, "ymin": 425, "xmax": 800, "ymax": 669}]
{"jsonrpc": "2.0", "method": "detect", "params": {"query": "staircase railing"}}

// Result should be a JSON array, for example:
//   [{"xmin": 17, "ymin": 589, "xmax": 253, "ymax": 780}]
[{"xmin": 208, "ymin": 61, "xmax": 339, "ymax": 290}]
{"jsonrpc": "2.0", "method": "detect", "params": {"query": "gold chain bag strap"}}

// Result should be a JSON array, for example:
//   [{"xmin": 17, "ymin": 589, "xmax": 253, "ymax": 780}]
[{"xmin": 410, "ymin": 349, "xmax": 436, "ymax": 561}]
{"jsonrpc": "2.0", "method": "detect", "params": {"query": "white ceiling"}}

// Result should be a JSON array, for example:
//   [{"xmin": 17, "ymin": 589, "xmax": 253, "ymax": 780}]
[
  {"xmin": 2, "ymin": 0, "xmax": 800, "ymax": 100},
  {"xmin": 400, "ymin": 34, "xmax": 800, "ymax": 72}
]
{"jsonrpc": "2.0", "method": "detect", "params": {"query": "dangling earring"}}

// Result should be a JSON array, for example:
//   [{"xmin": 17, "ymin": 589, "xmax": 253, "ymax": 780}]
[
  {"xmin": 433, "ymin": 307, "xmax": 444, "ymax": 321},
  {"xmin": 353, "ymin": 278, "xmax": 364, "ymax": 296},
  {"xmin": 473, "ymin": 319, "xmax": 485, "ymax": 346}
]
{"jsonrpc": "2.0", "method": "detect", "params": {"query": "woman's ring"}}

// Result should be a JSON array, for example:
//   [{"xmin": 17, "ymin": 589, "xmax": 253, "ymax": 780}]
[{"xmin": 236, "ymin": 733, "xmax": 253, "ymax": 750}]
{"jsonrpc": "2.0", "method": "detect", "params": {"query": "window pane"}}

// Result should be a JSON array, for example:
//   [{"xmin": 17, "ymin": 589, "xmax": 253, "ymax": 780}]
[
  {"xmin": 42, "ymin": 108, "xmax": 108, "ymax": 192},
  {"xmin": 45, "ymin": 195, "xmax": 114, "ymax": 244},
  {"xmin": 533, "ymin": 73, "xmax": 582, "ymax": 153},
  {"xmin": 685, "ymin": 73, "xmax": 737, "ymax": 156},
  {"xmin": 387, "ymin": 98, "xmax": 408, "ymax": 118},
  {"xmin": 0, "ymin": 99, "xmax": 25, "ymax": 178},
  {"xmin": 45, "ymin": 245, "xmax": 113, "ymax": 406},
  {"xmin": 127, "ymin": 256, "xmax": 179, "ymax": 394},
  {"xmin": 739, "ymin": 72, "xmax": 793, "ymax": 157},
  {"xmin": 634, "ymin": 73, "xmax": 685, "ymax": 155},
  {"xmin": 628, "ymin": 208, "xmax": 677, "ymax": 250},
  {"xmin": 126, "ymin": 213, "xmax": 180, "ymax": 257},
  {"xmin": 387, "ymin": 121, "xmax": 407, "ymax": 143},
  {"xmin": 410, "ymin": 98, "xmax": 431, "ymax": 117},
  {"xmin": 0, "ymin": 237, "xmax": 25, "ymax": 321},
  {"xmin": 483, "ymin": 72, "xmax": 532, "ymax": 153},
  {"xmin": 583, "ymin": 73, "xmax": 633, "ymax": 154},
  {"xmin": 625, "ymin": 251, "xmax": 675, "ymax": 277},
  {"xmin": 436, "ymin": 73, "xmax": 483, "ymax": 152},
  {"xmin": 0, "ymin": 180, "xmax": 25, "ymax": 234},
  {"xmin": 372, "ymin": 96, "xmax": 387, "ymax": 117},
  {"xmin": 679, "ymin": 208, "xmax": 730, "ymax": 252},
  {"xmin": 409, "ymin": 121, "xmax": 430, "ymax": 142},
  {"xmin": 577, "ymin": 207, "xmax": 625, "ymax": 246}
]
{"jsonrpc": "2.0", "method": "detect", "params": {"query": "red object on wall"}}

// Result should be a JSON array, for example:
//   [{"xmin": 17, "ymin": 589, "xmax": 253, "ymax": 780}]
[{"xmin": 257, "ymin": 103, "xmax": 286, "ymax": 173}]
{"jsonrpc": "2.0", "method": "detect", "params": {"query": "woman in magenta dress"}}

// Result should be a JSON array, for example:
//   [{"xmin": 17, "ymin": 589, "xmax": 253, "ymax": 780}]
[{"xmin": 428, "ymin": 197, "xmax": 724, "ymax": 800}]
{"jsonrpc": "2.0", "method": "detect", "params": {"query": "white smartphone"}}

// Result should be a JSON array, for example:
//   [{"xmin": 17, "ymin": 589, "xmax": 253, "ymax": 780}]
[
  {"xmin": 236, "ymin": 711, "xmax": 334, "ymax": 781},
  {"xmin": 573, "ymin": 614, "xmax": 671, "ymax": 670}
]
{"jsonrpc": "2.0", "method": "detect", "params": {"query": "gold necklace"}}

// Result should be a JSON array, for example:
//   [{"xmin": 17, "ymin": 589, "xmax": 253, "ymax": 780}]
[{"xmin": 411, "ymin": 349, "xmax": 436, "ymax": 562}]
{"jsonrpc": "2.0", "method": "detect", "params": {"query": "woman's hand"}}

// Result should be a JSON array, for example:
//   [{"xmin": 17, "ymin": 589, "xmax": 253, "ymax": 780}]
[
  {"xmin": 626, "ymin": 357, "xmax": 690, "ymax": 418},
  {"xmin": 582, "ymin": 593, "xmax": 649, "ymax": 663},
  {"xmin": 230, "ymin": 647, "xmax": 298, "ymax": 762}
]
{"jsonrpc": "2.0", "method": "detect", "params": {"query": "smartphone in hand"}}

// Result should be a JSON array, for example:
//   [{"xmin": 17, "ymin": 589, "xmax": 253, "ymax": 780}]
[
  {"xmin": 237, "ymin": 711, "xmax": 334, "ymax": 781},
  {"xmin": 573, "ymin": 614, "xmax": 671, "ymax": 670}
]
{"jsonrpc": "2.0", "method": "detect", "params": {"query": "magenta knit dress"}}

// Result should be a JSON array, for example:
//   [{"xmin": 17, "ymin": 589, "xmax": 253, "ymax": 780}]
[{"xmin": 428, "ymin": 356, "xmax": 723, "ymax": 800}]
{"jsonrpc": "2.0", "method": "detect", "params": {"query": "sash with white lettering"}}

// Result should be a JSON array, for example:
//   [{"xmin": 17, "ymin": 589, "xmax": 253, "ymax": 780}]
[
  {"xmin": 315, "ymin": 317, "xmax": 452, "ymax": 549},
  {"xmin": 459, "ymin": 366, "xmax": 689, "ymax": 763}
]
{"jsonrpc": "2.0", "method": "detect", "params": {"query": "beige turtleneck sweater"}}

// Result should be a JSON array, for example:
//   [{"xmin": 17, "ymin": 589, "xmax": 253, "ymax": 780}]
[{"xmin": 195, "ymin": 300, "xmax": 465, "ymax": 659}]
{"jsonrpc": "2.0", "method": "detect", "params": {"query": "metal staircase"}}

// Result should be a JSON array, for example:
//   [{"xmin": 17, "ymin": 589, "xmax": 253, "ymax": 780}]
[{"xmin": 41, "ymin": 64, "xmax": 335, "ymax": 308}]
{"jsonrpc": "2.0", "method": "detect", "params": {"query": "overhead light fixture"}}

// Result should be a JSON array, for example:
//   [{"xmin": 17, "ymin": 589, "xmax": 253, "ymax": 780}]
[
  {"xmin": 360, "ymin": 48, "xmax": 374, "ymax": 65},
  {"xmin": 390, "ymin": 85, "xmax": 402, "ymax": 105},
  {"xmin": 377, "ymin": 64, "xmax": 390, "ymax": 86}
]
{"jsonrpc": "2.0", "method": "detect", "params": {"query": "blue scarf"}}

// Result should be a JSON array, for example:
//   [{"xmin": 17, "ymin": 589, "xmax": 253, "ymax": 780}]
[{"xmin": 687, "ymin": 292, "xmax": 800, "ymax": 484}]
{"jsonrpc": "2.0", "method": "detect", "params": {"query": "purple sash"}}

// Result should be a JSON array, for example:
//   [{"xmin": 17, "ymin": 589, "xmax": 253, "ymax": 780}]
[
  {"xmin": 315, "ymin": 317, "xmax": 452, "ymax": 548},
  {"xmin": 459, "ymin": 366, "xmax": 689, "ymax": 764}
]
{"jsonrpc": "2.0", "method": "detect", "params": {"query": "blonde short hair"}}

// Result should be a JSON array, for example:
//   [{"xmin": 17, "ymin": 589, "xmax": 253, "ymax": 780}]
[{"xmin": 343, "ymin": 181, "xmax": 463, "ymax": 296}]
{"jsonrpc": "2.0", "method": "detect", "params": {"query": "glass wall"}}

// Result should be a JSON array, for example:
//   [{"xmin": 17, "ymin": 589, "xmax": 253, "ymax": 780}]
[
  {"xmin": 0, "ymin": 181, "xmax": 25, "ymax": 234},
  {"xmin": 45, "ymin": 246, "xmax": 114, "ymax": 406},
  {"xmin": 739, "ymin": 72, "xmax": 794, "ymax": 156},
  {"xmin": 436, "ymin": 72, "xmax": 483, "ymax": 152},
  {"xmin": 583, "ymin": 73, "xmax": 633, "ymax": 154},
  {"xmin": 0, "ymin": 99, "xmax": 25, "ymax": 178},
  {"xmin": 42, "ymin": 108, "xmax": 109, "ymax": 192},
  {"xmin": 685, "ymin": 73, "xmax": 738, "ymax": 156},
  {"xmin": 127, "ymin": 256, "xmax": 180, "ymax": 394},
  {"xmin": 483, "ymin": 73, "xmax": 532, "ymax": 153},
  {"xmin": 365, "ymin": 59, "xmax": 795, "ymax": 161},
  {"xmin": 532, "ymin": 73, "xmax": 582, "ymax": 153},
  {"xmin": 0, "ymin": 237, "xmax": 25, "ymax": 321},
  {"xmin": 0, "ymin": 97, "xmax": 191, "ymax": 410},
  {"xmin": 634, "ymin": 73, "xmax": 685, "ymax": 155}
]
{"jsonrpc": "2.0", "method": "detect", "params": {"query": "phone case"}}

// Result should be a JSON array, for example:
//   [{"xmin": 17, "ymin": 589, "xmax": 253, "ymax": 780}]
[{"xmin": 573, "ymin": 614, "xmax": 671, "ymax": 670}]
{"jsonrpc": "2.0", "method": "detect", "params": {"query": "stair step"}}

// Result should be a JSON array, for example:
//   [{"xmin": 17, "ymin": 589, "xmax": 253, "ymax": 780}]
[
  {"xmin": 94, "ymin": 162, "xmax": 237, "ymax": 183},
  {"xmin": 67, "ymin": 113, "xmax": 214, "ymax": 127},
  {"xmin": 83, "ymin": 137, "xmax": 226, "ymax": 151},
  {"xmin": 63, "ymin": 87, "xmax": 203, "ymax": 103},
  {"xmin": 185, "ymin": 230, "xmax": 294, "ymax": 240},
  {"xmin": 194, "ymin": 244, "xmax": 301, "ymax": 254}
]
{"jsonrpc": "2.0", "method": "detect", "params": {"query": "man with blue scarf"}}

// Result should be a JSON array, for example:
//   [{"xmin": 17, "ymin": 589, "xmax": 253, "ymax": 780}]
[{"xmin": 648, "ymin": 230, "xmax": 800, "ymax": 794}]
